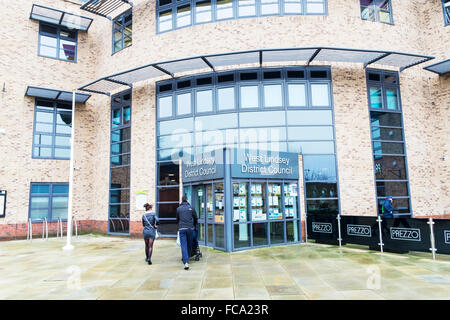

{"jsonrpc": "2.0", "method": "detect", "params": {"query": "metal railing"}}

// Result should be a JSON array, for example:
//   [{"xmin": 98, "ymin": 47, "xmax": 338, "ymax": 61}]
[
  {"xmin": 27, "ymin": 218, "xmax": 32, "ymax": 241},
  {"xmin": 42, "ymin": 218, "xmax": 48, "ymax": 241}
]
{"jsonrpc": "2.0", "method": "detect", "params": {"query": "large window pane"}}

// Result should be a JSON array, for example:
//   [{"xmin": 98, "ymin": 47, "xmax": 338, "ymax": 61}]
[
  {"xmin": 157, "ymin": 202, "xmax": 179, "ymax": 219},
  {"xmin": 374, "ymin": 155, "xmax": 407, "ymax": 180},
  {"xmin": 268, "ymin": 183, "xmax": 282, "ymax": 220},
  {"xmin": 385, "ymin": 88, "xmax": 399, "ymax": 110},
  {"xmin": 288, "ymin": 83, "xmax": 306, "ymax": 107},
  {"xmin": 369, "ymin": 86, "xmax": 382, "ymax": 109},
  {"xmin": 196, "ymin": 90, "xmax": 213, "ymax": 113},
  {"xmin": 287, "ymin": 110, "xmax": 333, "ymax": 125},
  {"xmin": 195, "ymin": 113, "xmax": 238, "ymax": 131},
  {"xmin": 177, "ymin": 93, "xmax": 191, "ymax": 115},
  {"xmin": 177, "ymin": 4, "xmax": 191, "ymax": 27},
  {"xmin": 311, "ymin": 84, "xmax": 330, "ymax": 107},
  {"xmin": 250, "ymin": 183, "xmax": 266, "ymax": 221},
  {"xmin": 240, "ymin": 86, "xmax": 259, "ymax": 109},
  {"xmin": 288, "ymin": 126, "xmax": 334, "ymax": 140},
  {"xmin": 286, "ymin": 220, "xmax": 300, "ymax": 242},
  {"xmin": 159, "ymin": 96, "xmax": 173, "ymax": 118},
  {"xmin": 370, "ymin": 111, "xmax": 402, "ymax": 127},
  {"xmin": 306, "ymin": 182, "xmax": 338, "ymax": 198},
  {"xmin": 233, "ymin": 182, "xmax": 250, "ymax": 222},
  {"xmin": 373, "ymin": 142, "xmax": 404, "ymax": 155},
  {"xmin": 234, "ymin": 223, "xmax": 251, "ymax": 248},
  {"xmin": 239, "ymin": 110, "xmax": 286, "ymax": 127},
  {"xmin": 217, "ymin": 87, "xmax": 235, "ymax": 111},
  {"xmin": 215, "ymin": 224, "xmax": 225, "ymax": 248},
  {"xmin": 376, "ymin": 181, "xmax": 409, "ymax": 197},
  {"xmin": 159, "ymin": 118, "xmax": 193, "ymax": 135},
  {"xmin": 371, "ymin": 127, "xmax": 403, "ymax": 141},
  {"xmin": 252, "ymin": 223, "xmax": 268, "ymax": 246},
  {"xmin": 159, "ymin": 9, "xmax": 173, "ymax": 31},
  {"xmin": 238, "ymin": 0, "xmax": 256, "ymax": 17},
  {"xmin": 196, "ymin": 0, "xmax": 212, "ymax": 23},
  {"xmin": 216, "ymin": 0, "xmax": 234, "ymax": 20},
  {"xmin": 303, "ymin": 155, "xmax": 337, "ymax": 181},
  {"xmin": 270, "ymin": 222, "xmax": 284, "ymax": 244},
  {"xmin": 306, "ymin": 199, "xmax": 339, "ymax": 214},
  {"xmin": 377, "ymin": 197, "xmax": 410, "ymax": 215},
  {"xmin": 263, "ymin": 84, "xmax": 283, "ymax": 107},
  {"xmin": 289, "ymin": 141, "xmax": 335, "ymax": 154}
]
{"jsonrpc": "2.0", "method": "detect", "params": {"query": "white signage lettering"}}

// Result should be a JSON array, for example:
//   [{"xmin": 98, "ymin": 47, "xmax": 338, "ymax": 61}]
[
  {"xmin": 444, "ymin": 231, "xmax": 450, "ymax": 244},
  {"xmin": 312, "ymin": 222, "xmax": 332, "ymax": 234},
  {"xmin": 390, "ymin": 227, "xmax": 421, "ymax": 241},
  {"xmin": 347, "ymin": 224, "xmax": 372, "ymax": 237}
]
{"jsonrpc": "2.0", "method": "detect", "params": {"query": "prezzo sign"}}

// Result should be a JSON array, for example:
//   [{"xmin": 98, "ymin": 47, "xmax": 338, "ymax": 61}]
[
  {"xmin": 445, "ymin": 231, "xmax": 450, "ymax": 245},
  {"xmin": 347, "ymin": 224, "xmax": 372, "ymax": 237},
  {"xmin": 390, "ymin": 227, "xmax": 421, "ymax": 241},
  {"xmin": 312, "ymin": 222, "xmax": 332, "ymax": 234}
]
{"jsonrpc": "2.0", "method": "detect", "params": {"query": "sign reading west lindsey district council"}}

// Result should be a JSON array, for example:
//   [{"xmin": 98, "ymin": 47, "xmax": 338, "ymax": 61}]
[{"xmin": 231, "ymin": 150, "xmax": 299, "ymax": 180}]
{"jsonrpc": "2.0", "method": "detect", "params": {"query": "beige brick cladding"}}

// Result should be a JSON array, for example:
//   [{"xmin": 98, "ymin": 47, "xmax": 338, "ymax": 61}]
[{"xmin": 0, "ymin": 0, "xmax": 449, "ymax": 237}]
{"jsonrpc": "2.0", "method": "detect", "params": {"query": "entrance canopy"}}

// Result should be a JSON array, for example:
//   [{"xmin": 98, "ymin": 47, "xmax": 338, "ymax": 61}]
[
  {"xmin": 80, "ymin": 0, "xmax": 133, "ymax": 19},
  {"xmin": 78, "ymin": 47, "xmax": 434, "ymax": 96},
  {"xmin": 30, "ymin": 4, "xmax": 93, "ymax": 31},
  {"xmin": 26, "ymin": 86, "xmax": 91, "ymax": 104},
  {"xmin": 423, "ymin": 59, "xmax": 450, "ymax": 75}
]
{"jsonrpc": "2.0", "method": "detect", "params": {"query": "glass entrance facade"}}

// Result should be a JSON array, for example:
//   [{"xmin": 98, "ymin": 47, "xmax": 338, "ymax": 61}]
[{"xmin": 156, "ymin": 67, "xmax": 340, "ymax": 235}]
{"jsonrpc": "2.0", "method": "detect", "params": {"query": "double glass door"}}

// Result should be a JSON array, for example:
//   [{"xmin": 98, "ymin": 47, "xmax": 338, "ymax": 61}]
[{"xmin": 191, "ymin": 181, "xmax": 225, "ymax": 249}]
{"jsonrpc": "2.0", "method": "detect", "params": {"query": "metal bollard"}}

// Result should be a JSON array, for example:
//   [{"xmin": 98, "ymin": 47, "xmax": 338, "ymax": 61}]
[
  {"xmin": 377, "ymin": 216, "xmax": 384, "ymax": 253},
  {"xmin": 337, "ymin": 215, "xmax": 342, "ymax": 247},
  {"xmin": 27, "ymin": 218, "xmax": 32, "ymax": 241},
  {"xmin": 428, "ymin": 217, "xmax": 437, "ymax": 261}
]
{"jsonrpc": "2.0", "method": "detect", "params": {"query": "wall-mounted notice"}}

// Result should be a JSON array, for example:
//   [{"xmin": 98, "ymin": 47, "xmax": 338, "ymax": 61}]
[
  {"xmin": 136, "ymin": 190, "xmax": 148, "ymax": 210},
  {"xmin": 0, "ymin": 190, "xmax": 6, "ymax": 217}
]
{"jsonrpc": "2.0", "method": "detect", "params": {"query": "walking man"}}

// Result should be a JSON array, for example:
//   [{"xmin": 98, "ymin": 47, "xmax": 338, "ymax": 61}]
[{"xmin": 176, "ymin": 195, "xmax": 198, "ymax": 270}]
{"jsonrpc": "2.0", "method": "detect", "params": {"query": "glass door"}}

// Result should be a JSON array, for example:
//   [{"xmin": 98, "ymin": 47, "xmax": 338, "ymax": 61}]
[
  {"xmin": 206, "ymin": 184, "xmax": 214, "ymax": 247},
  {"xmin": 193, "ymin": 185, "xmax": 205, "ymax": 245}
]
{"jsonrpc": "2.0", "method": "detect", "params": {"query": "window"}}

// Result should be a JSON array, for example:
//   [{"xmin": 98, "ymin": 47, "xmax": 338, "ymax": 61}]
[
  {"xmin": 157, "ymin": 0, "xmax": 327, "ymax": 33},
  {"xmin": 112, "ymin": 10, "xmax": 132, "ymax": 54},
  {"xmin": 360, "ymin": 0, "xmax": 392, "ymax": 24},
  {"xmin": 29, "ymin": 183, "xmax": 68, "ymax": 221},
  {"xmin": 33, "ymin": 100, "xmax": 71, "ymax": 159},
  {"xmin": 366, "ymin": 69, "xmax": 411, "ymax": 216},
  {"xmin": 443, "ymin": 0, "xmax": 450, "ymax": 25},
  {"xmin": 367, "ymin": 70, "xmax": 400, "ymax": 111},
  {"xmin": 39, "ymin": 23, "xmax": 77, "ymax": 62}
]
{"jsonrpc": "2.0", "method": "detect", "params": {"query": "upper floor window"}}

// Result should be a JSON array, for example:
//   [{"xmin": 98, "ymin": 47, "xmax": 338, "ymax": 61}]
[
  {"xmin": 39, "ymin": 23, "xmax": 77, "ymax": 62},
  {"xmin": 360, "ymin": 0, "xmax": 392, "ymax": 24},
  {"xmin": 443, "ymin": 0, "xmax": 450, "ymax": 25},
  {"xmin": 33, "ymin": 100, "xmax": 72, "ymax": 159},
  {"xmin": 366, "ymin": 70, "xmax": 400, "ymax": 111},
  {"xmin": 157, "ymin": 0, "xmax": 327, "ymax": 33},
  {"xmin": 113, "ymin": 10, "xmax": 132, "ymax": 54}
]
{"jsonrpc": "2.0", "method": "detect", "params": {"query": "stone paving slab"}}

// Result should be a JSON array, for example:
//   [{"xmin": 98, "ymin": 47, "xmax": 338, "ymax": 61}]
[{"xmin": 1, "ymin": 234, "xmax": 450, "ymax": 300}]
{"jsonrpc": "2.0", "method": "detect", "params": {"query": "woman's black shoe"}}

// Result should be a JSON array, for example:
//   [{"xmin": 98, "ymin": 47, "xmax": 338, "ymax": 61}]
[{"xmin": 148, "ymin": 260, "xmax": 152, "ymax": 265}]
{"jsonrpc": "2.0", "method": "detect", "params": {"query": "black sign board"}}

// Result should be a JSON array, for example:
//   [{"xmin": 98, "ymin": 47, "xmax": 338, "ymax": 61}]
[
  {"xmin": 433, "ymin": 219, "xmax": 450, "ymax": 255},
  {"xmin": 306, "ymin": 213, "xmax": 339, "ymax": 245},
  {"xmin": 340, "ymin": 216, "xmax": 380, "ymax": 249},
  {"xmin": 380, "ymin": 217, "xmax": 431, "ymax": 253},
  {"xmin": 0, "ymin": 190, "xmax": 5, "ymax": 217}
]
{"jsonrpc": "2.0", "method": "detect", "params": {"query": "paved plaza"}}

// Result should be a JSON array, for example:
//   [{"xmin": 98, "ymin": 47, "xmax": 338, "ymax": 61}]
[{"xmin": 1, "ymin": 234, "xmax": 450, "ymax": 300}]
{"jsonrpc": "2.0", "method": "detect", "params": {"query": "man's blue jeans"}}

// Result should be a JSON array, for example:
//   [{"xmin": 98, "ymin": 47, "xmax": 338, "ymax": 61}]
[{"xmin": 179, "ymin": 228, "xmax": 193, "ymax": 264}]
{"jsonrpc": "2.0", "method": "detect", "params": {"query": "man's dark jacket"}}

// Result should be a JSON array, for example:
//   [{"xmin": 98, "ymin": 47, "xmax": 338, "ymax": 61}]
[{"xmin": 176, "ymin": 201, "xmax": 198, "ymax": 230}]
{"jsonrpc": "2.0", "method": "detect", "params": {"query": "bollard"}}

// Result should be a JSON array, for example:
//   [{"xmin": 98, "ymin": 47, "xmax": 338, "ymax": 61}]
[
  {"xmin": 337, "ymin": 215, "xmax": 342, "ymax": 247},
  {"xmin": 377, "ymin": 216, "xmax": 384, "ymax": 253},
  {"xmin": 428, "ymin": 217, "xmax": 437, "ymax": 261}
]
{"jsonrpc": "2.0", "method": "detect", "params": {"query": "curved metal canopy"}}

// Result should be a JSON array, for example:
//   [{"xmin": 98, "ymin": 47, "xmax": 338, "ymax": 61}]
[
  {"xmin": 423, "ymin": 59, "xmax": 450, "ymax": 75},
  {"xmin": 78, "ymin": 47, "xmax": 434, "ymax": 96}
]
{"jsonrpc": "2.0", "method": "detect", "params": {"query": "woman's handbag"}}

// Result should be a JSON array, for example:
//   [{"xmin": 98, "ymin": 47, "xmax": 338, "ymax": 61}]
[{"xmin": 176, "ymin": 231, "xmax": 181, "ymax": 247}]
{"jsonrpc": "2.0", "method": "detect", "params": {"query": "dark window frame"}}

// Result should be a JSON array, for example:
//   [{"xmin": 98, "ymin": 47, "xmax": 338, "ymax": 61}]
[
  {"xmin": 366, "ymin": 68, "xmax": 412, "ymax": 216},
  {"xmin": 360, "ymin": 0, "xmax": 394, "ymax": 25},
  {"xmin": 156, "ymin": 0, "xmax": 328, "ymax": 34},
  {"xmin": 32, "ymin": 99, "xmax": 72, "ymax": 160},
  {"xmin": 38, "ymin": 22, "xmax": 78, "ymax": 62},
  {"xmin": 28, "ymin": 183, "xmax": 69, "ymax": 222},
  {"xmin": 443, "ymin": 0, "xmax": 450, "ymax": 26},
  {"xmin": 112, "ymin": 9, "xmax": 132, "ymax": 55}
]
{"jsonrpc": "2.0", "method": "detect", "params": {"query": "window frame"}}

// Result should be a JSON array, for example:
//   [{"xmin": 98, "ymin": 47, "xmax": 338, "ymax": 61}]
[
  {"xmin": 360, "ymin": 0, "xmax": 394, "ymax": 25},
  {"xmin": 38, "ymin": 22, "xmax": 78, "ymax": 63},
  {"xmin": 443, "ymin": 0, "xmax": 450, "ymax": 26},
  {"xmin": 156, "ymin": 0, "xmax": 328, "ymax": 34},
  {"xmin": 32, "ymin": 99, "xmax": 72, "ymax": 160},
  {"xmin": 112, "ymin": 9, "xmax": 132, "ymax": 55},
  {"xmin": 28, "ymin": 183, "xmax": 69, "ymax": 222}
]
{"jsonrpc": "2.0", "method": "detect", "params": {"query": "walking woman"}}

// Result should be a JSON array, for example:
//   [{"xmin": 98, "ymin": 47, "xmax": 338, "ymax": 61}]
[{"xmin": 142, "ymin": 203, "xmax": 159, "ymax": 265}]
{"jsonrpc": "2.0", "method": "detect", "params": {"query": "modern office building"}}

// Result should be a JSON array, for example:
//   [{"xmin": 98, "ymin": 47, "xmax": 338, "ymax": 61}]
[{"xmin": 0, "ymin": 0, "xmax": 448, "ymax": 252}]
